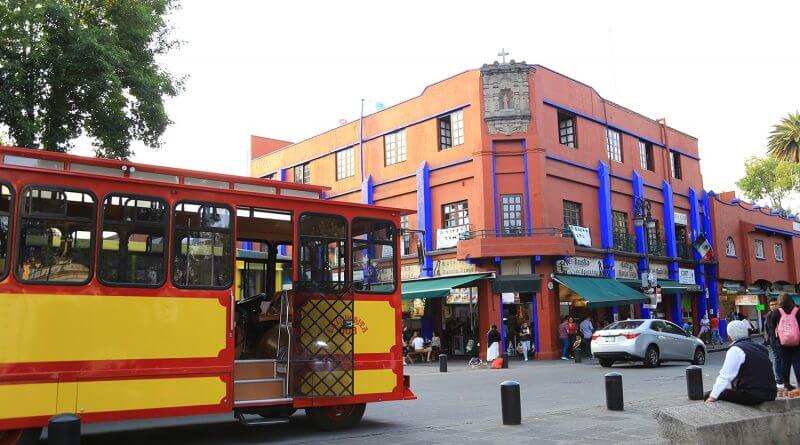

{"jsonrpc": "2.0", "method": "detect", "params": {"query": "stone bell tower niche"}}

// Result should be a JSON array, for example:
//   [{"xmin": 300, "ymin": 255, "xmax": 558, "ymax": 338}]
[{"xmin": 481, "ymin": 60, "xmax": 532, "ymax": 136}]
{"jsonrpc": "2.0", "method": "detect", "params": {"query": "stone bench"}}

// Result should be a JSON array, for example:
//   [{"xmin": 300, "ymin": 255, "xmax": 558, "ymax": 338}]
[{"xmin": 655, "ymin": 397, "xmax": 800, "ymax": 444}]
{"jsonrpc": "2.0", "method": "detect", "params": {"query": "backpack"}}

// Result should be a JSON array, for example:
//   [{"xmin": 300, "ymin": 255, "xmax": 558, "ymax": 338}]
[{"xmin": 777, "ymin": 307, "xmax": 800, "ymax": 347}]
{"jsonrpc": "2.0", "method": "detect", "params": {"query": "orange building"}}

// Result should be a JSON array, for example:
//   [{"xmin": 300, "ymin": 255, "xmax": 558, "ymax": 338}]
[{"xmin": 250, "ymin": 60, "xmax": 711, "ymax": 360}]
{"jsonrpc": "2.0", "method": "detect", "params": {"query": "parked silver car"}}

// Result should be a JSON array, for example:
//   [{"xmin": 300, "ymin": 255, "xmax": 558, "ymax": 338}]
[{"xmin": 591, "ymin": 319, "xmax": 707, "ymax": 368}]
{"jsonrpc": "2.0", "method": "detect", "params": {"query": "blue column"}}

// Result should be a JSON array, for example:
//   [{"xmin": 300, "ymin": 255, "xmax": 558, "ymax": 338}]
[
  {"xmin": 598, "ymin": 161, "xmax": 618, "ymax": 318},
  {"xmin": 416, "ymin": 162, "xmax": 433, "ymax": 277},
  {"xmin": 531, "ymin": 257, "xmax": 540, "ymax": 354},
  {"xmin": 632, "ymin": 172, "xmax": 651, "ymax": 318},
  {"xmin": 662, "ymin": 181, "xmax": 682, "ymax": 324},
  {"xmin": 689, "ymin": 187, "xmax": 708, "ymax": 323},
  {"xmin": 361, "ymin": 175, "xmax": 373, "ymax": 205},
  {"xmin": 701, "ymin": 190, "xmax": 720, "ymax": 317},
  {"xmin": 277, "ymin": 168, "xmax": 286, "ymax": 181}
]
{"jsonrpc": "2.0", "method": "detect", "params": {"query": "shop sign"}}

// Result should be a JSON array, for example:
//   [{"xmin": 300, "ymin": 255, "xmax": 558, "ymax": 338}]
[
  {"xmin": 674, "ymin": 212, "xmax": 688, "ymax": 226},
  {"xmin": 500, "ymin": 258, "xmax": 532, "ymax": 275},
  {"xmin": 433, "ymin": 258, "xmax": 476, "ymax": 277},
  {"xmin": 722, "ymin": 281, "xmax": 745, "ymax": 294},
  {"xmin": 568, "ymin": 225, "xmax": 592, "ymax": 247},
  {"xmin": 615, "ymin": 261, "xmax": 638, "ymax": 280},
  {"xmin": 446, "ymin": 286, "xmax": 478, "ymax": 304},
  {"xmin": 773, "ymin": 283, "xmax": 796, "ymax": 293},
  {"xmin": 650, "ymin": 263, "xmax": 670, "ymax": 280},
  {"xmin": 436, "ymin": 225, "xmax": 470, "ymax": 249},
  {"xmin": 501, "ymin": 292, "xmax": 516, "ymax": 304},
  {"xmin": 794, "ymin": 221, "xmax": 800, "ymax": 232},
  {"xmin": 678, "ymin": 268, "xmax": 696, "ymax": 285},
  {"xmin": 556, "ymin": 256, "xmax": 603, "ymax": 276},
  {"xmin": 735, "ymin": 294, "xmax": 760, "ymax": 306},
  {"xmin": 401, "ymin": 263, "xmax": 421, "ymax": 280}
]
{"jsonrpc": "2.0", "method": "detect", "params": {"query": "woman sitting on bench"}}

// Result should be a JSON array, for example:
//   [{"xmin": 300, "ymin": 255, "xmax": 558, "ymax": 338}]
[{"xmin": 410, "ymin": 331, "xmax": 432, "ymax": 362}]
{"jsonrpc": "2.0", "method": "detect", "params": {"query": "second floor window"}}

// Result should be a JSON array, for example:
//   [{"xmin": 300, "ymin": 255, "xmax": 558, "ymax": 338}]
[
  {"xmin": 775, "ymin": 243, "xmax": 784, "ymax": 262},
  {"xmin": 294, "ymin": 163, "xmax": 310, "ymax": 184},
  {"xmin": 384, "ymin": 129, "xmax": 407, "ymax": 165},
  {"xmin": 612, "ymin": 211, "xmax": 628, "ymax": 234},
  {"xmin": 671, "ymin": 151, "xmax": 683, "ymax": 179},
  {"xmin": 400, "ymin": 214, "xmax": 411, "ymax": 256},
  {"xmin": 646, "ymin": 220, "xmax": 661, "ymax": 255},
  {"xmin": 606, "ymin": 129, "xmax": 622, "ymax": 162},
  {"xmin": 438, "ymin": 110, "xmax": 464, "ymax": 150},
  {"xmin": 725, "ymin": 236, "xmax": 736, "ymax": 256},
  {"xmin": 562, "ymin": 200, "xmax": 582, "ymax": 229},
  {"xmin": 443, "ymin": 200, "xmax": 469, "ymax": 228},
  {"xmin": 336, "ymin": 147, "xmax": 355, "ymax": 180},
  {"xmin": 501, "ymin": 194, "xmax": 523, "ymax": 233},
  {"xmin": 755, "ymin": 239, "xmax": 765, "ymax": 259},
  {"xmin": 639, "ymin": 141, "xmax": 654, "ymax": 171},
  {"xmin": 558, "ymin": 112, "xmax": 576, "ymax": 147}
]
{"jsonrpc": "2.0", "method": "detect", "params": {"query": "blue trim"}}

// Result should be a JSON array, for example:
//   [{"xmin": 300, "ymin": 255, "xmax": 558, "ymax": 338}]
[
  {"xmin": 361, "ymin": 175, "xmax": 373, "ymax": 204},
  {"xmin": 610, "ymin": 172, "xmax": 632, "ymax": 183},
  {"xmin": 597, "ymin": 161, "xmax": 615, "ymax": 280},
  {"xmin": 754, "ymin": 225, "xmax": 800, "ymax": 238},
  {"xmin": 491, "ymin": 142, "xmax": 500, "ymax": 234},
  {"xmin": 662, "ymin": 181, "xmax": 678, "ymax": 258},
  {"xmin": 417, "ymin": 162, "xmax": 433, "ymax": 277},
  {"xmin": 689, "ymin": 187, "xmax": 708, "ymax": 321},
  {"xmin": 522, "ymin": 140, "xmax": 533, "ymax": 233},
  {"xmin": 430, "ymin": 157, "xmax": 473, "ymax": 172},
  {"xmin": 632, "ymin": 171, "xmax": 650, "ymax": 319},
  {"xmin": 669, "ymin": 146, "xmax": 701, "ymax": 161},
  {"xmin": 545, "ymin": 153, "xmax": 598, "ymax": 172},
  {"xmin": 278, "ymin": 168, "xmax": 286, "ymax": 182}
]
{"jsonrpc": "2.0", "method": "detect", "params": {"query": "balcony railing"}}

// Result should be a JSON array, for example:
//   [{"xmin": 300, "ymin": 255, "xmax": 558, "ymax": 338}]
[
  {"xmin": 460, "ymin": 227, "xmax": 566, "ymax": 240},
  {"xmin": 613, "ymin": 231, "xmax": 636, "ymax": 252},
  {"xmin": 647, "ymin": 231, "xmax": 666, "ymax": 257}
]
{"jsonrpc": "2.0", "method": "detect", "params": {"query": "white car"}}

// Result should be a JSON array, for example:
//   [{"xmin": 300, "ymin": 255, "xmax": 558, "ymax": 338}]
[{"xmin": 591, "ymin": 319, "xmax": 707, "ymax": 368}]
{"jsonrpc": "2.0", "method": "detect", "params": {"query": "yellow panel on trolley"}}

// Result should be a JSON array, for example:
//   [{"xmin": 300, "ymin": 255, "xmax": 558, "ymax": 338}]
[
  {"xmin": 353, "ymin": 300, "xmax": 396, "ymax": 354},
  {"xmin": 354, "ymin": 369, "xmax": 397, "ymax": 395},
  {"xmin": 0, "ymin": 382, "xmax": 58, "ymax": 419},
  {"xmin": 76, "ymin": 376, "xmax": 226, "ymax": 413},
  {"xmin": 0, "ymin": 293, "xmax": 226, "ymax": 363}
]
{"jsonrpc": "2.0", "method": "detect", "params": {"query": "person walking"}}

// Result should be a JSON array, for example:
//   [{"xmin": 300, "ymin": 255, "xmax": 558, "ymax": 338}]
[
  {"xmin": 558, "ymin": 317, "xmax": 570, "ymax": 360},
  {"xmin": 566, "ymin": 316, "xmax": 578, "ymax": 359},
  {"xmin": 710, "ymin": 314, "xmax": 721, "ymax": 346},
  {"xmin": 487, "ymin": 324, "xmax": 501, "ymax": 362},
  {"xmin": 699, "ymin": 314, "xmax": 710, "ymax": 340},
  {"xmin": 706, "ymin": 320, "xmax": 777, "ymax": 405},
  {"xmin": 519, "ymin": 322, "xmax": 532, "ymax": 361},
  {"xmin": 766, "ymin": 293, "xmax": 800, "ymax": 390},
  {"xmin": 765, "ymin": 297, "xmax": 785, "ymax": 389},
  {"xmin": 579, "ymin": 317, "xmax": 594, "ymax": 358}
]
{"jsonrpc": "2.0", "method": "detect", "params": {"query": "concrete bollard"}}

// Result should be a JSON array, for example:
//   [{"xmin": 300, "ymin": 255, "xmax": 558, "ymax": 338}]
[
  {"xmin": 439, "ymin": 354, "xmax": 447, "ymax": 373},
  {"xmin": 500, "ymin": 380, "xmax": 521, "ymax": 425},
  {"xmin": 686, "ymin": 365, "xmax": 704, "ymax": 400},
  {"xmin": 48, "ymin": 413, "xmax": 81, "ymax": 445},
  {"xmin": 502, "ymin": 353, "xmax": 509, "ymax": 369},
  {"xmin": 605, "ymin": 372, "xmax": 624, "ymax": 411}
]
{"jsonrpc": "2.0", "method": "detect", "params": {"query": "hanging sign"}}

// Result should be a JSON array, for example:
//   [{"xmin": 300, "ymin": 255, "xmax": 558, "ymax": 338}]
[
  {"xmin": 649, "ymin": 263, "xmax": 670, "ymax": 280},
  {"xmin": 433, "ymin": 258, "xmax": 476, "ymax": 277},
  {"xmin": 436, "ymin": 225, "xmax": 470, "ymax": 249},
  {"xmin": 678, "ymin": 268, "xmax": 696, "ymax": 285},
  {"xmin": 556, "ymin": 256, "xmax": 603, "ymax": 276},
  {"xmin": 674, "ymin": 212, "xmax": 688, "ymax": 226},
  {"xmin": 568, "ymin": 225, "xmax": 592, "ymax": 247},
  {"xmin": 615, "ymin": 261, "xmax": 638, "ymax": 280}
]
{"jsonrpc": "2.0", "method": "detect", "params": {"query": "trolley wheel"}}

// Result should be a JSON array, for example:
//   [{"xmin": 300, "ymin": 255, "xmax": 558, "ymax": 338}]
[
  {"xmin": 306, "ymin": 403, "xmax": 366, "ymax": 431},
  {"xmin": 0, "ymin": 428, "xmax": 42, "ymax": 445}
]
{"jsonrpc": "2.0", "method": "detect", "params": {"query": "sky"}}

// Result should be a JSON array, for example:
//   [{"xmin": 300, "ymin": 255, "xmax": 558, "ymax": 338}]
[{"xmin": 73, "ymin": 1, "xmax": 800, "ymax": 206}]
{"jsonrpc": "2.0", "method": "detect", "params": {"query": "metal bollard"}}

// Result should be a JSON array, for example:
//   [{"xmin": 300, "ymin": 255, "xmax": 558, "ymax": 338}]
[
  {"xmin": 500, "ymin": 380, "xmax": 521, "ymax": 425},
  {"xmin": 686, "ymin": 365, "xmax": 704, "ymax": 400},
  {"xmin": 605, "ymin": 372, "xmax": 624, "ymax": 411},
  {"xmin": 502, "ymin": 353, "xmax": 509, "ymax": 369},
  {"xmin": 48, "ymin": 413, "xmax": 81, "ymax": 445},
  {"xmin": 574, "ymin": 347, "xmax": 582, "ymax": 363},
  {"xmin": 439, "ymin": 354, "xmax": 447, "ymax": 373}
]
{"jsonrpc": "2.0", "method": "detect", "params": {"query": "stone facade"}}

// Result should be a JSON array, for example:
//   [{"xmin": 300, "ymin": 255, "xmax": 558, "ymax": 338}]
[{"xmin": 480, "ymin": 61, "xmax": 532, "ymax": 135}]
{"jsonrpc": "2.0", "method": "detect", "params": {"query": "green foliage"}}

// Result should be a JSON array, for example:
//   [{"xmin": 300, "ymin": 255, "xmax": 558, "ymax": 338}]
[
  {"xmin": 736, "ymin": 156, "xmax": 800, "ymax": 212},
  {"xmin": 0, "ymin": 0, "xmax": 183, "ymax": 159},
  {"xmin": 767, "ymin": 112, "xmax": 800, "ymax": 163}
]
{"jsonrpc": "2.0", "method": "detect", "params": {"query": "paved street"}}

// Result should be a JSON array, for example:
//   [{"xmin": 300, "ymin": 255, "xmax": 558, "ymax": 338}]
[{"xmin": 69, "ymin": 353, "xmax": 730, "ymax": 444}]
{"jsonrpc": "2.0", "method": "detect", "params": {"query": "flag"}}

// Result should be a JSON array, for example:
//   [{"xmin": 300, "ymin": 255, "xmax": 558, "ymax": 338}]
[
  {"xmin": 375, "ymin": 102, "xmax": 386, "ymax": 111},
  {"xmin": 692, "ymin": 233, "xmax": 713, "ymax": 261}
]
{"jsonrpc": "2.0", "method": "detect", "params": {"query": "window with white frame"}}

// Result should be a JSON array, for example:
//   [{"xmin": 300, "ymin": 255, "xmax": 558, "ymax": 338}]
[
  {"xmin": 606, "ymin": 129, "xmax": 622, "ymax": 162},
  {"xmin": 336, "ymin": 147, "xmax": 355, "ymax": 180},
  {"xmin": 501, "ymin": 194, "xmax": 524, "ymax": 234},
  {"xmin": 293, "ymin": 163, "xmax": 310, "ymax": 184},
  {"xmin": 725, "ymin": 236, "xmax": 736, "ymax": 257},
  {"xmin": 775, "ymin": 243, "xmax": 784, "ymax": 262},
  {"xmin": 384, "ymin": 129, "xmax": 407, "ymax": 165},
  {"xmin": 443, "ymin": 200, "xmax": 469, "ymax": 228},
  {"xmin": 755, "ymin": 239, "xmax": 765, "ymax": 259},
  {"xmin": 558, "ymin": 112, "xmax": 576, "ymax": 147},
  {"xmin": 438, "ymin": 110, "xmax": 464, "ymax": 150},
  {"xmin": 639, "ymin": 140, "xmax": 654, "ymax": 171},
  {"xmin": 400, "ymin": 214, "xmax": 411, "ymax": 256},
  {"xmin": 671, "ymin": 151, "xmax": 683, "ymax": 179}
]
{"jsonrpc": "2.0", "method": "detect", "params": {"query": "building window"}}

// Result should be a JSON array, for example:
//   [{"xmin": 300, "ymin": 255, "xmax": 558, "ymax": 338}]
[
  {"xmin": 443, "ymin": 200, "xmax": 469, "ymax": 228},
  {"xmin": 612, "ymin": 211, "xmax": 628, "ymax": 234},
  {"xmin": 558, "ymin": 112, "xmax": 576, "ymax": 147},
  {"xmin": 775, "ymin": 243, "xmax": 784, "ymax": 262},
  {"xmin": 639, "ymin": 140, "xmax": 654, "ymax": 171},
  {"xmin": 725, "ymin": 236, "xmax": 736, "ymax": 257},
  {"xmin": 755, "ymin": 239, "xmax": 765, "ymax": 259},
  {"xmin": 336, "ymin": 147, "xmax": 355, "ymax": 180},
  {"xmin": 400, "ymin": 215, "xmax": 411, "ymax": 256},
  {"xmin": 646, "ymin": 220, "xmax": 662, "ymax": 256},
  {"xmin": 501, "ymin": 194, "xmax": 524, "ymax": 234},
  {"xmin": 384, "ymin": 129, "xmax": 407, "ymax": 165},
  {"xmin": 562, "ymin": 200, "xmax": 582, "ymax": 230},
  {"xmin": 293, "ymin": 163, "xmax": 310, "ymax": 184},
  {"xmin": 438, "ymin": 110, "xmax": 464, "ymax": 150},
  {"xmin": 670, "ymin": 151, "xmax": 682, "ymax": 179},
  {"xmin": 606, "ymin": 129, "xmax": 622, "ymax": 162}
]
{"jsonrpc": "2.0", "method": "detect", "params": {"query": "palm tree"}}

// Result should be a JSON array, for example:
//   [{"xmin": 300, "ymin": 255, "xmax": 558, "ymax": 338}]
[{"xmin": 768, "ymin": 112, "xmax": 800, "ymax": 162}]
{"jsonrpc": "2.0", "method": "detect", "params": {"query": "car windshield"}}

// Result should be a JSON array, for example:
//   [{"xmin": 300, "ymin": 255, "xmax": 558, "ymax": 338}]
[{"xmin": 605, "ymin": 320, "xmax": 644, "ymax": 330}]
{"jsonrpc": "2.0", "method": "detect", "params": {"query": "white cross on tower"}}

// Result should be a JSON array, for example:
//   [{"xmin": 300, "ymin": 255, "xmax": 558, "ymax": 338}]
[{"xmin": 497, "ymin": 48, "xmax": 510, "ymax": 63}]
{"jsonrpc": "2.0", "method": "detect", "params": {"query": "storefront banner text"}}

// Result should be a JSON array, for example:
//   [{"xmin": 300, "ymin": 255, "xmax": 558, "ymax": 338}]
[
  {"xmin": 436, "ymin": 225, "xmax": 470, "ymax": 249},
  {"xmin": 615, "ymin": 261, "xmax": 638, "ymax": 280},
  {"xmin": 678, "ymin": 268, "xmax": 696, "ymax": 285},
  {"xmin": 556, "ymin": 256, "xmax": 603, "ymax": 276},
  {"xmin": 568, "ymin": 225, "xmax": 592, "ymax": 247}
]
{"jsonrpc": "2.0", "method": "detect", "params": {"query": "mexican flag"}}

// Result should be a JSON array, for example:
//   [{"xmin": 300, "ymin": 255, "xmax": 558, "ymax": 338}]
[{"xmin": 692, "ymin": 233, "xmax": 713, "ymax": 261}]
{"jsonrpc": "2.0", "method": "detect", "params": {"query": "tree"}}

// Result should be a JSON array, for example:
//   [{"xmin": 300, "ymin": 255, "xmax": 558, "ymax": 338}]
[
  {"xmin": 0, "ymin": 0, "xmax": 183, "ymax": 159},
  {"xmin": 736, "ymin": 156, "xmax": 800, "ymax": 212},
  {"xmin": 767, "ymin": 112, "xmax": 800, "ymax": 163}
]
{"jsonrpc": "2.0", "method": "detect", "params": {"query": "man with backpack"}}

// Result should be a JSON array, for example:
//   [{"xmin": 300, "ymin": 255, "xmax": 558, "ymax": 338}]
[
  {"xmin": 766, "ymin": 293, "xmax": 800, "ymax": 390},
  {"xmin": 765, "ymin": 297, "xmax": 786, "ymax": 389}
]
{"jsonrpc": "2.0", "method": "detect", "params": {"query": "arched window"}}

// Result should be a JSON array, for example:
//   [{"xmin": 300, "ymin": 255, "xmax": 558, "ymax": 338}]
[{"xmin": 725, "ymin": 236, "xmax": 736, "ymax": 257}]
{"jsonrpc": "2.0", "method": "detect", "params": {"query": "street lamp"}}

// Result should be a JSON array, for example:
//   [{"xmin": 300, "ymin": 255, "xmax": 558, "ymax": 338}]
[{"xmin": 633, "ymin": 197, "xmax": 657, "ymax": 317}]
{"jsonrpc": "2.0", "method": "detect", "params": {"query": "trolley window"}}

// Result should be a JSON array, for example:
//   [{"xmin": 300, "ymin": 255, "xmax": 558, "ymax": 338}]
[
  {"xmin": 172, "ymin": 201, "xmax": 233, "ymax": 288},
  {"xmin": 16, "ymin": 186, "xmax": 95, "ymax": 284},
  {"xmin": 297, "ymin": 213, "xmax": 347, "ymax": 292},
  {"xmin": 0, "ymin": 184, "xmax": 13, "ymax": 281},
  {"xmin": 351, "ymin": 218, "xmax": 396, "ymax": 293},
  {"xmin": 100, "ymin": 194, "xmax": 168, "ymax": 287}
]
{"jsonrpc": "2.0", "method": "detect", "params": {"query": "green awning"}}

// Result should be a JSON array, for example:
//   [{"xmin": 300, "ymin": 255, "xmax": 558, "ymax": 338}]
[
  {"xmin": 555, "ymin": 275, "xmax": 647, "ymax": 308},
  {"xmin": 768, "ymin": 292, "xmax": 800, "ymax": 305},
  {"xmin": 619, "ymin": 279, "xmax": 702, "ymax": 294},
  {"xmin": 402, "ymin": 273, "xmax": 491, "ymax": 300},
  {"xmin": 492, "ymin": 274, "xmax": 541, "ymax": 293}
]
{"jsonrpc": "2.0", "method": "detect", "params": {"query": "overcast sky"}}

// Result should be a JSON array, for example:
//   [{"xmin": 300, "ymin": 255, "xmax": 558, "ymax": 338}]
[{"xmin": 76, "ymin": 1, "xmax": 800, "ymax": 205}]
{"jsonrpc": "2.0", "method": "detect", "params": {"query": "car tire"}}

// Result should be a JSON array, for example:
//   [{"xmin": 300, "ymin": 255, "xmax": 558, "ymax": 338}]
[
  {"xmin": 306, "ymin": 404, "xmax": 366, "ymax": 431},
  {"xmin": 643, "ymin": 345, "xmax": 660, "ymax": 368},
  {"xmin": 691, "ymin": 347, "xmax": 706, "ymax": 365},
  {"xmin": 599, "ymin": 358, "xmax": 615, "ymax": 368}
]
